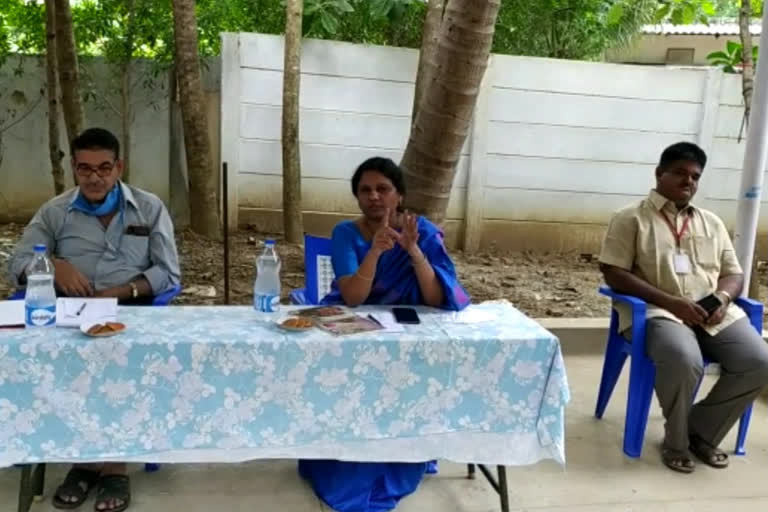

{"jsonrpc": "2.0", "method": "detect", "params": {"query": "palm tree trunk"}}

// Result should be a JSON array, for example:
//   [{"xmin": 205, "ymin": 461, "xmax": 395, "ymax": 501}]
[
  {"xmin": 282, "ymin": 0, "xmax": 304, "ymax": 244},
  {"xmin": 401, "ymin": 0, "xmax": 501, "ymax": 225},
  {"xmin": 45, "ymin": 0, "xmax": 65, "ymax": 195},
  {"xmin": 411, "ymin": 0, "xmax": 445, "ymax": 125},
  {"xmin": 54, "ymin": 0, "xmax": 83, "ymax": 143},
  {"xmin": 171, "ymin": 0, "xmax": 221, "ymax": 240}
]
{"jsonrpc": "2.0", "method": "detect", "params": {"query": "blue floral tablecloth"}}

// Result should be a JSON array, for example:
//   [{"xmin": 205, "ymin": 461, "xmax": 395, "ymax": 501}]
[{"xmin": 0, "ymin": 302, "xmax": 569, "ymax": 467}]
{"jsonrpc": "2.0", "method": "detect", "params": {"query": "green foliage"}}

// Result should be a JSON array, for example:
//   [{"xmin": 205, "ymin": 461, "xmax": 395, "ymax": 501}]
[
  {"xmin": 654, "ymin": 0, "xmax": 716, "ymax": 24},
  {"xmin": 0, "ymin": 0, "xmax": 44, "ymax": 59},
  {"xmin": 707, "ymin": 40, "xmax": 759, "ymax": 72},
  {"xmin": 493, "ymin": 0, "xmax": 658, "ymax": 60},
  {"xmin": 3, "ymin": 0, "xmax": 757, "ymax": 67},
  {"xmin": 710, "ymin": 0, "xmax": 763, "ymax": 17}
]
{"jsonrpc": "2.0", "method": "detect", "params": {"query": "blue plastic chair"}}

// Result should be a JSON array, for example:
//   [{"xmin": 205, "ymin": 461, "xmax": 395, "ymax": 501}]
[
  {"xmin": 9, "ymin": 284, "xmax": 181, "ymax": 473},
  {"xmin": 595, "ymin": 285, "xmax": 761, "ymax": 458},
  {"xmin": 9, "ymin": 284, "xmax": 182, "ymax": 306},
  {"xmin": 290, "ymin": 235, "xmax": 334, "ymax": 305}
]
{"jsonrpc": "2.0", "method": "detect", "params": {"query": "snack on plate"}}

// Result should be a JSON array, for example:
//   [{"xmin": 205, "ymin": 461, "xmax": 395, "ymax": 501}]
[
  {"xmin": 87, "ymin": 322, "xmax": 126, "ymax": 335},
  {"xmin": 281, "ymin": 317, "xmax": 314, "ymax": 329}
]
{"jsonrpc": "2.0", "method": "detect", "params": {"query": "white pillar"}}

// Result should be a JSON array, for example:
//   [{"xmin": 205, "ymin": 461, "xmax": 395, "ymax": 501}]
[{"xmin": 733, "ymin": 7, "xmax": 768, "ymax": 295}]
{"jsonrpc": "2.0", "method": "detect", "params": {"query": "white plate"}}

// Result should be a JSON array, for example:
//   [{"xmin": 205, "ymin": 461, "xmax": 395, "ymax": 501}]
[
  {"xmin": 80, "ymin": 321, "xmax": 126, "ymax": 337},
  {"xmin": 275, "ymin": 317, "xmax": 315, "ymax": 332}
]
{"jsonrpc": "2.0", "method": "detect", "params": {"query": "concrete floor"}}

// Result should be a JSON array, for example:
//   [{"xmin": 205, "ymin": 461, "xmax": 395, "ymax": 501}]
[{"xmin": 3, "ymin": 353, "xmax": 768, "ymax": 512}]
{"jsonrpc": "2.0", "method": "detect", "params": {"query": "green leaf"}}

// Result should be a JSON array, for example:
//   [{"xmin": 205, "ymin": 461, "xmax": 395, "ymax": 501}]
[
  {"xmin": 606, "ymin": 3, "xmax": 624, "ymax": 25},
  {"xmin": 369, "ymin": 0, "xmax": 392, "ymax": 19},
  {"xmin": 654, "ymin": 4, "xmax": 671, "ymax": 22},
  {"xmin": 727, "ymin": 40, "xmax": 741, "ymax": 56},
  {"xmin": 304, "ymin": 3, "xmax": 322, "ymax": 15},
  {"xmin": 319, "ymin": 10, "xmax": 339, "ymax": 35},
  {"xmin": 335, "ymin": 0, "xmax": 355, "ymax": 13},
  {"xmin": 706, "ymin": 51, "xmax": 730, "ymax": 60},
  {"xmin": 681, "ymin": 4, "xmax": 696, "ymax": 24},
  {"xmin": 701, "ymin": 1, "xmax": 716, "ymax": 16}
]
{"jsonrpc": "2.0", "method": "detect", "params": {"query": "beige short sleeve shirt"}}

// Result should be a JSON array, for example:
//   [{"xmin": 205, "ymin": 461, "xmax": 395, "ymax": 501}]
[{"xmin": 599, "ymin": 189, "xmax": 744, "ymax": 335}]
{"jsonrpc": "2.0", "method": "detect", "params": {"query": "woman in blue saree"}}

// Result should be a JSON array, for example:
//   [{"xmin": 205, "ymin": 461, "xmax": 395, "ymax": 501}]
[{"xmin": 298, "ymin": 157, "xmax": 470, "ymax": 512}]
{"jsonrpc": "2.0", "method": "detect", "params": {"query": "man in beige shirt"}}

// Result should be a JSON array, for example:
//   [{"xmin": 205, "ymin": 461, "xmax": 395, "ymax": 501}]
[{"xmin": 599, "ymin": 141, "xmax": 768, "ymax": 473}]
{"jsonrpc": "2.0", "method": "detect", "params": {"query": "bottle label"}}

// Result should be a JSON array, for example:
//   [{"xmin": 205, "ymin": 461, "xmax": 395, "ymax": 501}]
[
  {"xmin": 255, "ymin": 294, "xmax": 280, "ymax": 313},
  {"xmin": 25, "ymin": 305, "xmax": 56, "ymax": 327}
]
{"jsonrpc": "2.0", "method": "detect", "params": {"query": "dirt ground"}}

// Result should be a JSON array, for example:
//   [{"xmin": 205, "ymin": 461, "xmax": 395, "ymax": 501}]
[{"xmin": 2, "ymin": 222, "xmax": 766, "ymax": 320}]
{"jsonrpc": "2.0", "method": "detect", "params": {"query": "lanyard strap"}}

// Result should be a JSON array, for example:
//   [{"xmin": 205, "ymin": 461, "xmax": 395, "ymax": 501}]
[{"xmin": 659, "ymin": 210, "xmax": 691, "ymax": 247}]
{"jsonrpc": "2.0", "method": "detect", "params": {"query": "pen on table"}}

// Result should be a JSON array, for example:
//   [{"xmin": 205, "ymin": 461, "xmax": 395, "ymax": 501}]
[
  {"xmin": 76, "ymin": 302, "xmax": 87, "ymax": 316},
  {"xmin": 367, "ymin": 314, "xmax": 383, "ymax": 327}
]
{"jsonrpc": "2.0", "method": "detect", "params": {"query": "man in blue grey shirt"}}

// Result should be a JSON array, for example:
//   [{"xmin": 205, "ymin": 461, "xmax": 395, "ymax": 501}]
[{"xmin": 9, "ymin": 127, "xmax": 180, "ymax": 511}]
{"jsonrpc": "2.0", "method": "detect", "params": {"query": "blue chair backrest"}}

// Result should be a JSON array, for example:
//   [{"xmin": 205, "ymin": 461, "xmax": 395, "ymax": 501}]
[
  {"xmin": 304, "ymin": 234, "xmax": 334, "ymax": 305},
  {"xmin": 9, "ymin": 285, "xmax": 182, "ymax": 305}
]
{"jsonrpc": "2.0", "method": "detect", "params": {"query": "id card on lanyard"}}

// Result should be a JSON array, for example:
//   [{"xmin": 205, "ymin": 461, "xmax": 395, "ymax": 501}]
[{"xmin": 659, "ymin": 210, "xmax": 692, "ymax": 274}]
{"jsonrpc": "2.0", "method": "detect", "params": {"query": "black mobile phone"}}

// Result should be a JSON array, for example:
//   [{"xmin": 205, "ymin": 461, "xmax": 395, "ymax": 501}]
[
  {"xmin": 392, "ymin": 307, "xmax": 420, "ymax": 324},
  {"xmin": 697, "ymin": 294, "xmax": 723, "ymax": 316}
]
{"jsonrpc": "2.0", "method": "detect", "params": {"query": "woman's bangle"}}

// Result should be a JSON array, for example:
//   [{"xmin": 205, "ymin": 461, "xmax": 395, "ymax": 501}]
[
  {"xmin": 412, "ymin": 256, "xmax": 430, "ymax": 267},
  {"xmin": 356, "ymin": 271, "xmax": 374, "ymax": 281}
]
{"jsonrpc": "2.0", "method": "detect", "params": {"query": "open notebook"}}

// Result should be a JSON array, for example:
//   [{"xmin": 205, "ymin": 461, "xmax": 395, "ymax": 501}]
[{"xmin": 56, "ymin": 298, "xmax": 118, "ymax": 328}]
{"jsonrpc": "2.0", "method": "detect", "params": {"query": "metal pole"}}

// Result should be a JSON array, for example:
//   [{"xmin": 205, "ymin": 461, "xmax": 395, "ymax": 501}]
[
  {"xmin": 223, "ymin": 162, "xmax": 230, "ymax": 305},
  {"xmin": 733, "ymin": 6, "xmax": 768, "ymax": 293}
]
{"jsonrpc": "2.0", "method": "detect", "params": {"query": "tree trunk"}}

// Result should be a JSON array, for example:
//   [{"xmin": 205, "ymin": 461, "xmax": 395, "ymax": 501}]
[
  {"xmin": 282, "ymin": 0, "xmax": 304, "ymax": 244},
  {"xmin": 45, "ymin": 0, "xmax": 65, "ymax": 195},
  {"xmin": 120, "ymin": 0, "xmax": 137, "ymax": 183},
  {"xmin": 168, "ymin": 64, "xmax": 191, "ymax": 228},
  {"xmin": 120, "ymin": 61, "xmax": 132, "ymax": 183},
  {"xmin": 171, "ymin": 0, "xmax": 221, "ymax": 240},
  {"xmin": 54, "ymin": 0, "xmax": 83, "ymax": 144},
  {"xmin": 411, "ymin": 0, "xmax": 445, "ymax": 125},
  {"xmin": 401, "ymin": 0, "xmax": 501, "ymax": 225},
  {"xmin": 738, "ymin": 0, "xmax": 761, "ymax": 300},
  {"xmin": 740, "ymin": 0, "xmax": 754, "ymax": 123}
]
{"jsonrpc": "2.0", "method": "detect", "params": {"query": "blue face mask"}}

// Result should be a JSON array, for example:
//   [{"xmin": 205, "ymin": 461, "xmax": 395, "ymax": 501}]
[{"xmin": 71, "ymin": 183, "xmax": 123, "ymax": 216}]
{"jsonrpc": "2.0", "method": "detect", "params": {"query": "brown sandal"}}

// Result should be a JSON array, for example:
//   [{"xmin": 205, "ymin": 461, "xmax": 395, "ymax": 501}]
[
  {"xmin": 689, "ymin": 434, "xmax": 729, "ymax": 469},
  {"xmin": 661, "ymin": 447, "xmax": 695, "ymax": 474}
]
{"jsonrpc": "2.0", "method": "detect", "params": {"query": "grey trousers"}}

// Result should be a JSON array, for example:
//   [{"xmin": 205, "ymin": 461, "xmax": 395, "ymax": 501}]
[{"xmin": 645, "ymin": 316, "xmax": 768, "ymax": 452}]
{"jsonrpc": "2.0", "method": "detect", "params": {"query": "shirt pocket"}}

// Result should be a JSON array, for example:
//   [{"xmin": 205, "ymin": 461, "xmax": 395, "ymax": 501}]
[
  {"xmin": 692, "ymin": 235, "xmax": 719, "ymax": 270},
  {"xmin": 121, "ymin": 234, "xmax": 150, "ymax": 267}
]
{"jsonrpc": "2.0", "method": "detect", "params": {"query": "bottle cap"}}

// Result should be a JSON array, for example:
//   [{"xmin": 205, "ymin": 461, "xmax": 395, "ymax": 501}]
[
  {"xmin": 33, "ymin": 244, "xmax": 46, "ymax": 253},
  {"xmin": 265, "ymin": 239, "xmax": 275, "ymax": 246}
]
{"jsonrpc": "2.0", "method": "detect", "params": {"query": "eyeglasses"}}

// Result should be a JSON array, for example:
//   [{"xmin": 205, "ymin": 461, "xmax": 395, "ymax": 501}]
[{"xmin": 75, "ymin": 162, "xmax": 116, "ymax": 178}]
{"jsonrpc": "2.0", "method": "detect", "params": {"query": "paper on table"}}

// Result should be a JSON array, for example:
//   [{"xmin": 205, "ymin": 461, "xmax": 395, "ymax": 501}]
[
  {"xmin": 56, "ymin": 298, "xmax": 118, "ymax": 327},
  {"xmin": 361, "ymin": 312, "xmax": 405, "ymax": 333},
  {"xmin": 0, "ymin": 300, "xmax": 24, "ymax": 328},
  {"xmin": 444, "ymin": 309, "xmax": 497, "ymax": 324}
]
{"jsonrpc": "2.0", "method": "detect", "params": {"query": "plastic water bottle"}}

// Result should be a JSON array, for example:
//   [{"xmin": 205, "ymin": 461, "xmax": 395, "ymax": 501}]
[
  {"xmin": 254, "ymin": 239, "xmax": 281, "ymax": 313},
  {"xmin": 25, "ymin": 244, "xmax": 57, "ymax": 328}
]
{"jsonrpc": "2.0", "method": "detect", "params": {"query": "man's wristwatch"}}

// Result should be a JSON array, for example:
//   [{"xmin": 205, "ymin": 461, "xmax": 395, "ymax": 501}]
[
  {"xmin": 716, "ymin": 289, "xmax": 732, "ymax": 306},
  {"xmin": 128, "ymin": 281, "xmax": 139, "ymax": 299}
]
